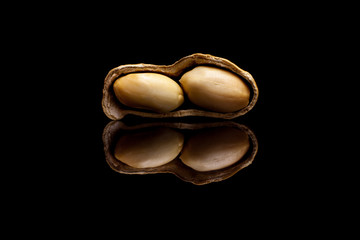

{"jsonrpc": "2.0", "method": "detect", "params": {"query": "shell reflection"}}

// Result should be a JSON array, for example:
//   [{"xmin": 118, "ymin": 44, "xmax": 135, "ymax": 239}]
[{"xmin": 103, "ymin": 121, "xmax": 258, "ymax": 185}]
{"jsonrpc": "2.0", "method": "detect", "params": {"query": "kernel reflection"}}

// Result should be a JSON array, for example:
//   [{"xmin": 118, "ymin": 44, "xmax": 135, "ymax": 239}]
[
  {"xmin": 180, "ymin": 127, "xmax": 250, "ymax": 172},
  {"xmin": 103, "ymin": 121, "xmax": 258, "ymax": 185},
  {"xmin": 114, "ymin": 127, "xmax": 184, "ymax": 168}
]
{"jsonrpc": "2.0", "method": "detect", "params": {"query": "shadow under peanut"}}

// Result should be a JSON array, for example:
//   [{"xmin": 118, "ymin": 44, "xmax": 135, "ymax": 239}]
[{"xmin": 103, "ymin": 121, "xmax": 258, "ymax": 185}]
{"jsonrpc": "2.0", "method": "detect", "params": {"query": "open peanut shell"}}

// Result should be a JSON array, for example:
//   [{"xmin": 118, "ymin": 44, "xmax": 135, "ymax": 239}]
[
  {"xmin": 102, "ymin": 53, "xmax": 258, "ymax": 120},
  {"xmin": 102, "ymin": 120, "xmax": 258, "ymax": 185}
]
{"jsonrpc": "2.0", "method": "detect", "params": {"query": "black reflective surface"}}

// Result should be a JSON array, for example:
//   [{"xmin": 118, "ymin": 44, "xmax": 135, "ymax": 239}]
[
  {"xmin": 56, "ymin": 44, "xmax": 300, "ymax": 207},
  {"xmin": 103, "ymin": 120, "xmax": 258, "ymax": 185},
  {"xmin": 11, "ymin": 4, "xmax": 340, "ymax": 235},
  {"xmin": 33, "ymin": 13, "xmax": 333, "ymax": 225},
  {"xmin": 68, "ymin": 49, "xmax": 290, "ymax": 196}
]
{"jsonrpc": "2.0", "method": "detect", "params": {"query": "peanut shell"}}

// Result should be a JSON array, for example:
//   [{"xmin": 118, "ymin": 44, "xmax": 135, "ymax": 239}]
[{"xmin": 102, "ymin": 53, "xmax": 258, "ymax": 119}]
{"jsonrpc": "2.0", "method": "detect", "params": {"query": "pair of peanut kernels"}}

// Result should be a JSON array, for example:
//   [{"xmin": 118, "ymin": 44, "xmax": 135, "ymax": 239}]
[{"xmin": 113, "ymin": 66, "xmax": 250, "ymax": 113}]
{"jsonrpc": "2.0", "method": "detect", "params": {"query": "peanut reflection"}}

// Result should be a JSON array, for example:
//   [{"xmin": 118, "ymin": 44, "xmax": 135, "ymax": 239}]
[
  {"xmin": 180, "ymin": 127, "xmax": 250, "ymax": 172},
  {"xmin": 114, "ymin": 127, "xmax": 184, "ymax": 168}
]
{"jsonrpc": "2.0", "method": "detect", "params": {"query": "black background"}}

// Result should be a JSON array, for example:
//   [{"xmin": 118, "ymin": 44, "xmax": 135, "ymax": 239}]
[
  {"xmin": 61, "ymin": 20, "xmax": 309, "ymax": 207},
  {"xmin": 58, "ymin": 12, "xmax": 302, "ymax": 201},
  {"xmin": 14, "ymin": 3, "xmax": 341, "ymax": 234}
]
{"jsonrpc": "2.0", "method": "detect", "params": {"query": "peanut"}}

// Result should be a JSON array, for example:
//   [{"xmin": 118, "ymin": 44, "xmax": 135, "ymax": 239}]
[
  {"xmin": 179, "ymin": 66, "xmax": 250, "ymax": 112},
  {"xmin": 113, "ymin": 73, "xmax": 184, "ymax": 113}
]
